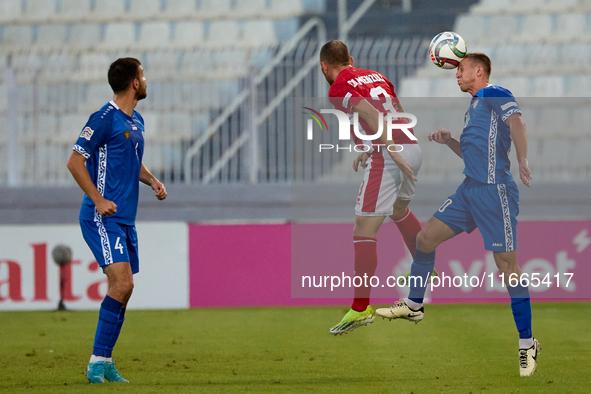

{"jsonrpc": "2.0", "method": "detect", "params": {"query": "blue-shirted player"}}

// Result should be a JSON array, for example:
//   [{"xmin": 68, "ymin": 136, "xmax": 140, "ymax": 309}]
[
  {"xmin": 67, "ymin": 58, "xmax": 167, "ymax": 384},
  {"xmin": 375, "ymin": 53, "xmax": 540, "ymax": 377}
]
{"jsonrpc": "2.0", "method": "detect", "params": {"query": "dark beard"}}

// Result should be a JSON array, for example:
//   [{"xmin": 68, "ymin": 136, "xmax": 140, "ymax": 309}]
[{"xmin": 136, "ymin": 87, "xmax": 147, "ymax": 101}]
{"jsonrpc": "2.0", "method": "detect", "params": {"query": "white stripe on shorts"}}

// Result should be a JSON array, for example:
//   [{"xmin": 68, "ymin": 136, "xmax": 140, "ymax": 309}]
[{"xmin": 496, "ymin": 183, "xmax": 514, "ymax": 252}]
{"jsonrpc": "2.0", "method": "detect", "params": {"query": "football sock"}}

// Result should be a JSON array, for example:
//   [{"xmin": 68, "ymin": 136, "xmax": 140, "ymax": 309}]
[
  {"xmin": 106, "ymin": 307, "xmax": 126, "ymax": 354},
  {"xmin": 390, "ymin": 207, "xmax": 422, "ymax": 257},
  {"xmin": 519, "ymin": 338, "xmax": 534, "ymax": 350},
  {"xmin": 507, "ymin": 282, "xmax": 533, "ymax": 340},
  {"xmin": 351, "ymin": 236, "xmax": 378, "ymax": 312},
  {"xmin": 407, "ymin": 248, "xmax": 436, "ymax": 305},
  {"xmin": 89, "ymin": 355, "xmax": 111, "ymax": 363},
  {"xmin": 92, "ymin": 295, "xmax": 123, "ymax": 358}
]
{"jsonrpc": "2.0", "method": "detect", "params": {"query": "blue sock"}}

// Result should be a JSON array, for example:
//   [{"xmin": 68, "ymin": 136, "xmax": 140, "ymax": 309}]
[
  {"xmin": 408, "ymin": 249, "xmax": 436, "ymax": 304},
  {"xmin": 107, "ymin": 308, "xmax": 126, "ymax": 351},
  {"xmin": 92, "ymin": 296, "xmax": 123, "ymax": 358},
  {"xmin": 508, "ymin": 283, "xmax": 532, "ymax": 339}
]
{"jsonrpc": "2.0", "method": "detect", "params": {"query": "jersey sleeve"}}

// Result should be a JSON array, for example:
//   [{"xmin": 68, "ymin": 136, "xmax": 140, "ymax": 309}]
[
  {"xmin": 73, "ymin": 113, "xmax": 109, "ymax": 159},
  {"xmin": 483, "ymin": 87, "xmax": 522, "ymax": 123},
  {"xmin": 328, "ymin": 81, "xmax": 363, "ymax": 114}
]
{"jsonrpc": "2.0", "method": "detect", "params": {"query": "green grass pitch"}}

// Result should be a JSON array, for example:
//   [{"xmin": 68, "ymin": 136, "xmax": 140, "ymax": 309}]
[{"xmin": 1, "ymin": 302, "xmax": 590, "ymax": 393}]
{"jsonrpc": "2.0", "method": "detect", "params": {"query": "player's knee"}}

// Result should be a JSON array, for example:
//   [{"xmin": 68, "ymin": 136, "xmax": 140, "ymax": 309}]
[
  {"xmin": 416, "ymin": 230, "xmax": 435, "ymax": 252},
  {"xmin": 114, "ymin": 277, "xmax": 134, "ymax": 296}
]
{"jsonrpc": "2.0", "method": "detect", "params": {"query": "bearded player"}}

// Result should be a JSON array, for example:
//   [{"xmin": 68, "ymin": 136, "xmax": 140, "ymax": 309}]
[
  {"xmin": 320, "ymin": 41, "xmax": 423, "ymax": 335},
  {"xmin": 376, "ymin": 53, "xmax": 539, "ymax": 377},
  {"xmin": 68, "ymin": 58, "xmax": 167, "ymax": 383}
]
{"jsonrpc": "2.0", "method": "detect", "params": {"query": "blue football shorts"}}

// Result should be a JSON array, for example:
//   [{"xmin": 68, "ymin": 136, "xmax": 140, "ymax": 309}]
[
  {"xmin": 80, "ymin": 219, "xmax": 139, "ymax": 274},
  {"xmin": 433, "ymin": 176, "xmax": 519, "ymax": 252}
]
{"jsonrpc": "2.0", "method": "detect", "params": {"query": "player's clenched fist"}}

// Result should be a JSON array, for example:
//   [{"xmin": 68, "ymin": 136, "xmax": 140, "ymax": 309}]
[
  {"xmin": 95, "ymin": 198, "xmax": 117, "ymax": 216},
  {"xmin": 152, "ymin": 180, "xmax": 167, "ymax": 200},
  {"xmin": 429, "ymin": 128, "xmax": 452, "ymax": 145}
]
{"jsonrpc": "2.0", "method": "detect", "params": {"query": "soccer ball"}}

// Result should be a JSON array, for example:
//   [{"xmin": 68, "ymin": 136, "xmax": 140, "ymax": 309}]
[{"xmin": 429, "ymin": 32, "xmax": 467, "ymax": 69}]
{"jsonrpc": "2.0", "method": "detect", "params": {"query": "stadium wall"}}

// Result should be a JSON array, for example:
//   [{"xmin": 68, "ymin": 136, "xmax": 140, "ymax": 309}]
[{"xmin": 1, "ymin": 219, "xmax": 589, "ymax": 311}]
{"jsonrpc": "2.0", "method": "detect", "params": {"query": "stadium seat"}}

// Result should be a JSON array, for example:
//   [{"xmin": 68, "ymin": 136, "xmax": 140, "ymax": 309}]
[
  {"xmin": 240, "ymin": 21, "xmax": 277, "ymax": 48},
  {"xmin": 55, "ymin": 0, "xmax": 92, "ymax": 22},
  {"xmin": 544, "ymin": 0, "xmax": 580, "ymax": 13},
  {"xmin": 532, "ymin": 76, "xmax": 565, "ymax": 97},
  {"xmin": 454, "ymin": 15, "xmax": 488, "ymax": 44},
  {"xmin": 137, "ymin": 22, "xmax": 171, "ymax": 50},
  {"xmin": 161, "ymin": 0, "xmax": 199, "ymax": 19},
  {"xmin": 79, "ymin": 83, "xmax": 113, "ymax": 113},
  {"xmin": 129, "ymin": 0, "xmax": 162, "ymax": 21},
  {"xmin": 0, "ymin": 0, "xmax": 21, "ymax": 23},
  {"xmin": 39, "ymin": 52, "xmax": 74, "ymax": 83},
  {"xmin": 564, "ymin": 75, "xmax": 591, "ymax": 96},
  {"xmin": 518, "ymin": 15, "xmax": 554, "ymax": 44},
  {"xmin": 77, "ymin": 53, "xmax": 111, "ymax": 83},
  {"xmin": 551, "ymin": 14, "xmax": 588, "ymax": 43},
  {"xmin": 562, "ymin": 43, "xmax": 591, "ymax": 74},
  {"xmin": 234, "ymin": 0, "xmax": 268, "ymax": 18},
  {"xmin": 399, "ymin": 77, "xmax": 431, "ymax": 97},
  {"xmin": 1, "ymin": 26, "xmax": 33, "ymax": 53},
  {"xmin": 509, "ymin": 0, "xmax": 545, "ymax": 14},
  {"xmin": 199, "ymin": 0, "xmax": 232, "ymax": 19},
  {"xmin": 484, "ymin": 15, "xmax": 520, "ymax": 44},
  {"xmin": 206, "ymin": 21, "xmax": 239, "ymax": 48},
  {"xmin": 99, "ymin": 23, "xmax": 136, "ymax": 50},
  {"xmin": 67, "ymin": 24, "xmax": 103, "ymax": 51},
  {"xmin": 21, "ymin": 0, "xmax": 57, "ymax": 23},
  {"xmin": 170, "ymin": 21, "xmax": 205, "ymax": 49},
  {"xmin": 270, "ymin": 0, "xmax": 303, "ymax": 17},
  {"xmin": 470, "ymin": 0, "xmax": 512, "ymax": 15},
  {"xmin": 90, "ymin": 0, "xmax": 127, "ymax": 23},
  {"xmin": 58, "ymin": 113, "xmax": 89, "ymax": 142},
  {"xmin": 11, "ymin": 54, "xmax": 40, "ymax": 85},
  {"xmin": 34, "ymin": 25, "xmax": 68, "ymax": 52}
]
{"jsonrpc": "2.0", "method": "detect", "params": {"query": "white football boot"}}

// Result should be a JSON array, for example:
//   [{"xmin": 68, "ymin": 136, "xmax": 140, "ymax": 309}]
[
  {"xmin": 519, "ymin": 338, "xmax": 541, "ymax": 377},
  {"xmin": 375, "ymin": 300, "xmax": 424, "ymax": 324}
]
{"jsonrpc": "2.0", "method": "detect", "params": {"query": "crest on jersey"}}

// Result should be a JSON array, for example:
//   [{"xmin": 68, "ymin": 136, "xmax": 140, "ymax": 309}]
[
  {"xmin": 124, "ymin": 130, "xmax": 131, "ymax": 140},
  {"xmin": 80, "ymin": 127, "xmax": 94, "ymax": 141}
]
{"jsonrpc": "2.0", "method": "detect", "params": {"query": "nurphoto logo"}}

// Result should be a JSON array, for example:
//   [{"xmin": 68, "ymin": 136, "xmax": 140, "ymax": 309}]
[{"xmin": 303, "ymin": 107, "xmax": 418, "ymax": 152}]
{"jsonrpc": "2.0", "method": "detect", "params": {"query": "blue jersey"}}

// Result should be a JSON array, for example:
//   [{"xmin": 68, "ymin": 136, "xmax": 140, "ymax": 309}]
[
  {"xmin": 460, "ymin": 85, "xmax": 522, "ymax": 185},
  {"xmin": 73, "ymin": 101, "xmax": 145, "ymax": 225}
]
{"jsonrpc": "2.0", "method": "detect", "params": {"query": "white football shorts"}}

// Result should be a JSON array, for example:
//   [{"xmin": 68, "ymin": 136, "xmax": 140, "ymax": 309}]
[{"xmin": 355, "ymin": 144, "xmax": 422, "ymax": 216}]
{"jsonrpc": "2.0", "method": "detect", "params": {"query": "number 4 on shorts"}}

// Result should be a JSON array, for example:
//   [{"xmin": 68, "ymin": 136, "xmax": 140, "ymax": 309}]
[{"xmin": 115, "ymin": 237, "xmax": 124, "ymax": 254}]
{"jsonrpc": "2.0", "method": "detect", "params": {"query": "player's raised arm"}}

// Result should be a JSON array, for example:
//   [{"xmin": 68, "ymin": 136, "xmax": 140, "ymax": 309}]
[
  {"xmin": 506, "ymin": 113, "xmax": 532, "ymax": 187},
  {"xmin": 140, "ymin": 162, "xmax": 167, "ymax": 200},
  {"xmin": 428, "ymin": 128, "xmax": 462, "ymax": 158},
  {"xmin": 67, "ymin": 151, "xmax": 117, "ymax": 216},
  {"xmin": 352, "ymin": 99, "xmax": 417, "ymax": 181}
]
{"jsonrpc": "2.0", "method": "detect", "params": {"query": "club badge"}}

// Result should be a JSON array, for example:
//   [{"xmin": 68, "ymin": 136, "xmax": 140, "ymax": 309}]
[{"xmin": 124, "ymin": 130, "xmax": 131, "ymax": 140}]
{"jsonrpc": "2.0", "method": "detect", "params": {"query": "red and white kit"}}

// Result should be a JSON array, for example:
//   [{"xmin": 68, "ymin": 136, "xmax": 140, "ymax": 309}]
[{"xmin": 328, "ymin": 67, "xmax": 422, "ymax": 216}]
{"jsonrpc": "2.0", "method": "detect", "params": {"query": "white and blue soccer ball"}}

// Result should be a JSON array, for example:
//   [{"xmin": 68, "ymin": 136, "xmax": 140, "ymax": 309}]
[{"xmin": 429, "ymin": 32, "xmax": 467, "ymax": 69}]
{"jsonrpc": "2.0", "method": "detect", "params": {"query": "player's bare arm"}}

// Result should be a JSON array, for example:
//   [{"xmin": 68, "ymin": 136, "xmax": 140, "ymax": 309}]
[
  {"xmin": 352, "ymin": 151, "xmax": 369, "ymax": 172},
  {"xmin": 429, "ymin": 128, "xmax": 462, "ymax": 158},
  {"xmin": 140, "ymin": 162, "xmax": 167, "ymax": 200},
  {"xmin": 506, "ymin": 113, "xmax": 532, "ymax": 187},
  {"xmin": 353, "ymin": 99, "xmax": 417, "ymax": 181},
  {"xmin": 67, "ymin": 151, "xmax": 117, "ymax": 216}
]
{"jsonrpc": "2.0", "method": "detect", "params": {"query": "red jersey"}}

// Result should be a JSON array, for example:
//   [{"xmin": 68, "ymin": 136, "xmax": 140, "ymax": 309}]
[{"xmin": 328, "ymin": 67, "xmax": 417, "ymax": 145}]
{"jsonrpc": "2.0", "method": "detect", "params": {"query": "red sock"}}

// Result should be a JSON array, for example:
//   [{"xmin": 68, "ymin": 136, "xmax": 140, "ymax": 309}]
[
  {"xmin": 390, "ymin": 207, "xmax": 422, "ymax": 257},
  {"xmin": 351, "ymin": 236, "xmax": 378, "ymax": 312}
]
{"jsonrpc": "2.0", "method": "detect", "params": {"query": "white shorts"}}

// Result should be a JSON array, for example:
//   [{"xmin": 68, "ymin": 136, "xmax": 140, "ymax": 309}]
[{"xmin": 355, "ymin": 144, "xmax": 422, "ymax": 216}]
